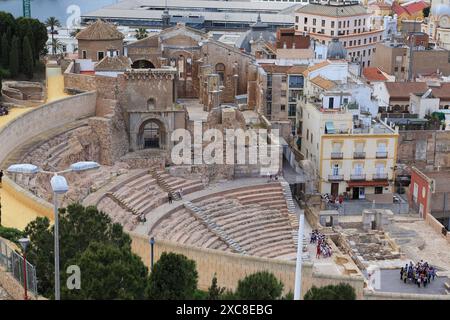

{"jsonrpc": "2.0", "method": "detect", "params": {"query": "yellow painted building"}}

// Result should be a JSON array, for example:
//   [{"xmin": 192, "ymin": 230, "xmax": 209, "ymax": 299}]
[{"xmin": 299, "ymin": 96, "xmax": 398, "ymax": 201}]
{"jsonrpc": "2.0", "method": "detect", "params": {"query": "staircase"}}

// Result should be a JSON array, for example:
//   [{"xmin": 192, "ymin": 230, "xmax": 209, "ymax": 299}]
[
  {"xmin": 184, "ymin": 201, "xmax": 247, "ymax": 254},
  {"xmin": 149, "ymin": 167, "xmax": 180, "ymax": 200},
  {"xmin": 104, "ymin": 192, "xmax": 139, "ymax": 215},
  {"xmin": 280, "ymin": 180, "xmax": 301, "ymax": 245}
]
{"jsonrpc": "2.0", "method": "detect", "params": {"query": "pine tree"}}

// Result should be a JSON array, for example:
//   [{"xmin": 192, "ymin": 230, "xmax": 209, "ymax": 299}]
[
  {"xmin": 8, "ymin": 36, "xmax": 19, "ymax": 78},
  {"xmin": 22, "ymin": 35, "xmax": 33, "ymax": 79},
  {"xmin": 0, "ymin": 33, "xmax": 8, "ymax": 69}
]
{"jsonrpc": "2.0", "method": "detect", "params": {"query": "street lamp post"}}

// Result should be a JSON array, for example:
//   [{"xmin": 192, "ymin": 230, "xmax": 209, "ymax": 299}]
[
  {"xmin": 7, "ymin": 161, "xmax": 100, "ymax": 300},
  {"xmin": 18, "ymin": 237, "xmax": 30, "ymax": 300},
  {"xmin": 294, "ymin": 213, "xmax": 305, "ymax": 300},
  {"xmin": 150, "ymin": 237, "xmax": 155, "ymax": 272}
]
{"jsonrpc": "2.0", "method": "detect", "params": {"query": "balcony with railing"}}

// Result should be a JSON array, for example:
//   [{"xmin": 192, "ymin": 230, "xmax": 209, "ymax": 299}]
[
  {"xmin": 328, "ymin": 174, "xmax": 344, "ymax": 181},
  {"xmin": 350, "ymin": 174, "xmax": 366, "ymax": 181},
  {"xmin": 373, "ymin": 173, "xmax": 388, "ymax": 180},
  {"xmin": 376, "ymin": 151, "xmax": 388, "ymax": 158},
  {"xmin": 353, "ymin": 152, "xmax": 366, "ymax": 159},
  {"xmin": 330, "ymin": 152, "xmax": 343, "ymax": 159}
]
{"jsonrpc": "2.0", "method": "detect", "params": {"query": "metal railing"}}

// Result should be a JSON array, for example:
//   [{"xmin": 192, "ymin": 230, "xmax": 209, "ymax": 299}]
[
  {"xmin": 350, "ymin": 174, "xmax": 366, "ymax": 180},
  {"xmin": 376, "ymin": 151, "xmax": 388, "ymax": 158},
  {"xmin": 353, "ymin": 152, "xmax": 366, "ymax": 159},
  {"xmin": 373, "ymin": 173, "xmax": 388, "ymax": 180},
  {"xmin": 330, "ymin": 152, "xmax": 343, "ymax": 159},
  {"xmin": 328, "ymin": 174, "xmax": 344, "ymax": 181},
  {"xmin": 0, "ymin": 238, "xmax": 38, "ymax": 296}
]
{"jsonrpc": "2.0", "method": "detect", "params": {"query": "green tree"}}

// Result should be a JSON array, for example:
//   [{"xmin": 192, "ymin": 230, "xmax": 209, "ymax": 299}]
[
  {"xmin": 304, "ymin": 283, "xmax": 356, "ymax": 300},
  {"xmin": 62, "ymin": 242, "xmax": 148, "ymax": 300},
  {"xmin": 235, "ymin": 271, "xmax": 284, "ymax": 300},
  {"xmin": 22, "ymin": 35, "xmax": 34, "ymax": 79},
  {"xmin": 8, "ymin": 36, "xmax": 19, "ymax": 78},
  {"xmin": 0, "ymin": 12, "xmax": 15, "ymax": 36},
  {"xmin": 146, "ymin": 252, "xmax": 198, "ymax": 299},
  {"xmin": 0, "ymin": 226, "xmax": 24, "ymax": 244},
  {"xmin": 45, "ymin": 17, "xmax": 61, "ymax": 55},
  {"xmin": 24, "ymin": 203, "xmax": 134, "ymax": 299},
  {"xmin": 135, "ymin": 28, "xmax": 148, "ymax": 40},
  {"xmin": 207, "ymin": 273, "xmax": 226, "ymax": 300},
  {"xmin": 0, "ymin": 33, "xmax": 8, "ymax": 68},
  {"xmin": 423, "ymin": 7, "xmax": 430, "ymax": 18}
]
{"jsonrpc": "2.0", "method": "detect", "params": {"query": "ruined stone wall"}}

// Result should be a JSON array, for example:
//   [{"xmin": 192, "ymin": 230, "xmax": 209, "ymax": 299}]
[
  {"xmin": 398, "ymin": 130, "xmax": 450, "ymax": 169},
  {"xmin": 201, "ymin": 42, "xmax": 254, "ymax": 103}
]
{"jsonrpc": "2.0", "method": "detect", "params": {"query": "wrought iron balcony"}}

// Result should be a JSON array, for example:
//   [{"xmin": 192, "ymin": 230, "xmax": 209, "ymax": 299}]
[
  {"xmin": 330, "ymin": 152, "xmax": 343, "ymax": 159},
  {"xmin": 376, "ymin": 151, "xmax": 388, "ymax": 158},
  {"xmin": 328, "ymin": 174, "xmax": 344, "ymax": 181},
  {"xmin": 353, "ymin": 152, "xmax": 366, "ymax": 159},
  {"xmin": 373, "ymin": 173, "xmax": 388, "ymax": 180},
  {"xmin": 350, "ymin": 174, "xmax": 366, "ymax": 181}
]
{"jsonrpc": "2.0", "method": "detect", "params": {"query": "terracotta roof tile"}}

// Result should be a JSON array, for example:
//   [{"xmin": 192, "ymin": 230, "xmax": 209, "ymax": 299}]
[
  {"xmin": 76, "ymin": 19, "xmax": 124, "ymax": 41},
  {"xmin": 310, "ymin": 75, "xmax": 336, "ymax": 90},
  {"xmin": 385, "ymin": 82, "xmax": 428, "ymax": 100},
  {"xmin": 95, "ymin": 56, "xmax": 131, "ymax": 71},
  {"xmin": 362, "ymin": 67, "xmax": 388, "ymax": 81},
  {"xmin": 303, "ymin": 60, "xmax": 330, "ymax": 76}
]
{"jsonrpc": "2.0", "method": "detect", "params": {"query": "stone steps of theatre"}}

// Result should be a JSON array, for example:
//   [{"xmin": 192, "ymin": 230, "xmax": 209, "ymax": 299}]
[
  {"xmin": 172, "ymin": 218, "xmax": 206, "ymax": 243},
  {"xmin": 196, "ymin": 230, "xmax": 225, "ymax": 248},
  {"xmin": 252, "ymin": 240, "xmax": 297, "ymax": 257},
  {"xmin": 134, "ymin": 194, "xmax": 167, "ymax": 215},
  {"xmin": 207, "ymin": 206, "xmax": 275, "ymax": 226},
  {"xmin": 237, "ymin": 229, "xmax": 296, "ymax": 249},
  {"xmin": 239, "ymin": 198, "xmax": 287, "ymax": 208},
  {"xmin": 168, "ymin": 216, "xmax": 199, "ymax": 242},
  {"xmin": 177, "ymin": 222, "xmax": 218, "ymax": 245},
  {"xmin": 126, "ymin": 175, "xmax": 158, "ymax": 192},
  {"xmin": 220, "ymin": 185, "xmax": 283, "ymax": 198},
  {"xmin": 97, "ymin": 198, "xmax": 135, "ymax": 230},
  {"xmin": 247, "ymin": 239, "xmax": 297, "ymax": 257},
  {"xmin": 196, "ymin": 198, "xmax": 236, "ymax": 212},
  {"xmin": 206, "ymin": 205, "xmax": 262, "ymax": 220},
  {"xmin": 212, "ymin": 208, "xmax": 288, "ymax": 227},
  {"xmin": 104, "ymin": 192, "xmax": 139, "ymax": 215},
  {"xmin": 227, "ymin": 223, "xmax": 294, "ymax": 243},
  {"xmin": 235, "ymin": 190, "xmax": 285, "ymax": 203},
  {"xmin": 167, "ymin": 180, "xmax": 204, "ymax": 195},
  {"xmin": 118, "ymin": 180, "xmax": 162, "ymax": 201},
  {"xmin": 153, "ymin": 211, "xmax": 191, "ymax": 237},
  {"xmin": 211, "ymin": 211, "xmax": 286, "ymax": 232},
  {"xmin": 264, "ymin": 245, "xmax": 298, "ymax": 259},
  {"xmin": 121, "ymin": 186, "xmax": 162, "ymax": 209},
  {"xmin": 199, "ymin": 202, "xmax": 242, "ymax": 218}
]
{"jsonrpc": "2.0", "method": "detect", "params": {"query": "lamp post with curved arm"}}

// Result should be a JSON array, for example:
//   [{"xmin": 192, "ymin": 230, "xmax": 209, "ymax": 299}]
[{"xmin": 7, "ymin": 161, "xmax": 100, "ymax": 300}]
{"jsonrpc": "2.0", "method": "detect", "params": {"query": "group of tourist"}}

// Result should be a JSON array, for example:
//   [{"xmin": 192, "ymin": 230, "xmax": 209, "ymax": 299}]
[
  {"xmin": 267, "ymin": 174, "xmax": 279, "ymax": 182},
  {"xmin": 400, "ymin": 260, "xmax": 437, "ymax": 288},
  {"xmin": 310, "ymin": 229, "xmax": 333, "ymax": 259},
  {"xmin": 0, "ymin": 105, "xmax": 9, "ymax": 116},
  {"xmin": 322, "ymin": 193, "xmax": 344, "ymax": 209}
]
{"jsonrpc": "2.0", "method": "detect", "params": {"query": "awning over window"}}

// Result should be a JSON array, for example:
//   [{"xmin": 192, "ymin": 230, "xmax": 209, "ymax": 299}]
[{"xmin": 325, "ymin": 121, "xmax": 335, "ymax": 134}]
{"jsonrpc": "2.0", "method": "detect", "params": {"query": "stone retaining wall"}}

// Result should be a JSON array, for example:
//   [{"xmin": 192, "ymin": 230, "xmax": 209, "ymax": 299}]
[
  {"xmin": 129, "ymin": 232, "xmax": 366, "ymax": 298},
  {"xmin": 426, "ymin": 214, "xmax": 450, "ymax": 243},
  {"xmin": 0, "ymin": 91, "xmax": 97, "ymax": 166}
]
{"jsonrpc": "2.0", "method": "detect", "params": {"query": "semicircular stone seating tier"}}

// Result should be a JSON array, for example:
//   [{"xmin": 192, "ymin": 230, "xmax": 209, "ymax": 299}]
[
  {"xmin": 150, "ymin": 183, "xmax": 299, "ymax": 260},
  {"xmin": 96, "ymin": 169, "xmax": 204, "ymax": 231}
]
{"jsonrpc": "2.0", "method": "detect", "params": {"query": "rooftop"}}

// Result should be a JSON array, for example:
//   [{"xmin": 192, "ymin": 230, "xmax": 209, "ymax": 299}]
[
  {"xmin": 362, "ymin": 67, "xmax": 389, "ymax": 82},
  {"xmin": 76, "ymin": 19, "xmax": 125, "ymax": 41},
  {"xmin": 296, "ymin": 2, "xmax": 369, "ymax": 17},
  {"xmin": 95, "ymin": 56, "xmax": 132, "ymax": 71},
  {"xmin": 310, "ymin": 75, "xmax": 336, "ymax": 90},
  {"xmin": 384, "ymin": 82, "xmax": 428, "ymax": 100}
]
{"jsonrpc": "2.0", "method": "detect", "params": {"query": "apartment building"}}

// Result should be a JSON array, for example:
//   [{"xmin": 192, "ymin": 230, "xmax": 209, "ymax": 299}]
[
  {"xmin": 294, "ymin": 1, "xmax": 384, "ymax": 68},
  {"xmin": 258, "ymin": 64, "xmax": 307, "ymax": 137},
  {"xmin": 298, "ymin": 94, "xmax": 398, "ymax": 200}
]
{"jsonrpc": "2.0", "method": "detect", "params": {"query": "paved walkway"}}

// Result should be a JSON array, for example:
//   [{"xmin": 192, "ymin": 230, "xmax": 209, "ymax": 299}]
[{"xmin": 376, "ymin": 269, "xmax": 449, "ymax": 295}]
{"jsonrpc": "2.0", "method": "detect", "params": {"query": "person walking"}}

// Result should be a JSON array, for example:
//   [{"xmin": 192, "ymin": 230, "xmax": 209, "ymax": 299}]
[
  {"xmin": 0, "ymin": 170, "xmax": 3, "ymax": 184},
  {"xmin": 168, "ymin": 193, "xmax": 173, "ymax": 204}
]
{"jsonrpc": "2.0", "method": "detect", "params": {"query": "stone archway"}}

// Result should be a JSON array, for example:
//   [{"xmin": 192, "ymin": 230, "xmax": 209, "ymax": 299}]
[
  {"xmin": 137, "ymin": 118, "xmax": 166, "ymax": 150},
  {"xmin": 131, "ymin": 59, "xmax": 155, "ymax": 69}
]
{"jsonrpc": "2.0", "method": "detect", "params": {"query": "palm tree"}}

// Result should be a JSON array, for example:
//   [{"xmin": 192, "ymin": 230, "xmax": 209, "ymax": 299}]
[
  {"xmin": 51, "ymin": 39, "xmax": 64, "ymax": 55},
  {"xmin": 135, "ymin": 28, "xmax": 148, "ymax": 40},
  {"xmin": 45, "ymin": 17, "xmax": 61, "ymax": 55},
  {"xmin": 70, "ymin": 28, "xmax": 81, "ymax": 39}
]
